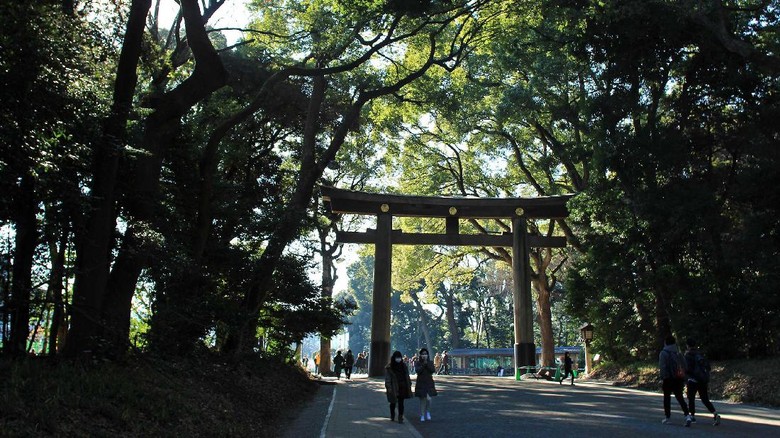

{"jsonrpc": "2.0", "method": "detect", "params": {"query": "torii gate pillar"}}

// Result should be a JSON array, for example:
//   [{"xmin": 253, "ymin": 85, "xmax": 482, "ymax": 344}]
[
  {"xmin": 369, "ymin": 212, "xmax": 392, "ymax": 377},
  {"xmin": 513, "ymin": 217, "xmax": 535, "ymax": 377}
]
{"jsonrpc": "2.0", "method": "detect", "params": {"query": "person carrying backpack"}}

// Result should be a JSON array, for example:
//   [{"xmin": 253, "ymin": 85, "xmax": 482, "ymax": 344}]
[
  {"xmin": 659, "ymin": 335, "xmax": 693, "ymax": 426},
  {"xmin": 685, "ymin": 338, "xmax": 721, "ymax": 426}
]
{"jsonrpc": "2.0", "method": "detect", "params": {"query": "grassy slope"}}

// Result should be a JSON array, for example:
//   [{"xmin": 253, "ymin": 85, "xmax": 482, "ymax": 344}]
[
  {"xmin": 0, "ymin": 354, "xmax": 317, "ymax": 437},
  {"xmin": 589, "ymin": 356, "xmax": 780, "ymax": 407}
]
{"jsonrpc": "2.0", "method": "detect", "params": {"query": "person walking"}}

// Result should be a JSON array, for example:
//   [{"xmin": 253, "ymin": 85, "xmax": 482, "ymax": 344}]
[
  {"xmin": 333, "ymin": 350, "xmax": 345, "ymax": 380},
  {"xmin": 439, "ymin": 350, "xmax": 450, "ymax": 375},
  {"xmin": 560, "ymin": 351, "xmax": 575, "ymax": 386},
  {"xmin": 357, "ymin": 351, "xmax": 368, "ymax": 374},
  {"xmin": 313, "ymin": 351, "xmax": 320, "ymax": 374},
  {"xmin": 434, "ymin": 352, "xmax": 442, "ymax": 375},
  {"xmin": 345, "ymin": 349, "xmax": 355, "ymax": 379},
  {"xmin": 685, "ymin": 338, "xmax": 721, "ymax": 426},
  {"xmin": 414, "ymin": 348, "xmax": 438, "ymax": 422},
  {"xmin": 659, "ymin": 335, "xmax": 693, "ymax": 426},
  {"xmin": 385, "ymin": 351, "xmax": 413, "ymax": 423}
]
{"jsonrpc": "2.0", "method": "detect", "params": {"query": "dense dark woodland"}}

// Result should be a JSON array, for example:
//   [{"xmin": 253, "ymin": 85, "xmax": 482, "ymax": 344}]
[{"xmin": 1, "ymin": 0, "xmax": 778, "ymax": 409}]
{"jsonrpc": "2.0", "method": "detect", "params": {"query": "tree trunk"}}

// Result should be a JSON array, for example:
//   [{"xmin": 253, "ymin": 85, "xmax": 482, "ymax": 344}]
[
  {"xmin": 441, "ymin": 284, "xmax": 460, "ymax": 349},
  {"xmin": 534, "ymin": 278, "xmax": 555, "ymax": 367},
  {"xmin": 410, "ymin": 290, "xmax": 432, "ymax": 349},
  {"xmin": 530, "ymin": 245, "xmax": 555, "ymax": 368},
  {"xmin": 100, "ymin": 0, "xmax": 227, "ymax": 357},
  {"xmin": 8, "ymin": 173, "xmax": 37, "ymax": 356},
  {"xmin": 318, "ymin": 225, "xmax": 336, "ymax": 374},
  {"xmin": 319, "ymin": 338, "xmax": 332, "ymax": 374},
  {"xmin": 64, "ymin": 0, "xmax": 151, "ymax": 358},
  {"xmin": 45, "ymin": 216, "xmax": 67, "ymax": 356}
]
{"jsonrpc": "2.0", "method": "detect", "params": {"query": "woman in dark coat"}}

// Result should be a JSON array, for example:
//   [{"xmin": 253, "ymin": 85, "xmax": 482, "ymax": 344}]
[
  {"xmin": 414, "ymin": 348, "xmax": 437, "ymax": 422},
  {"xmin": 385, "ymin": 350, "xmax": 412, "ymax": 423},
  {"xmin": 345, "ymin": 350, "xmax": 355, "ymax": 379}
]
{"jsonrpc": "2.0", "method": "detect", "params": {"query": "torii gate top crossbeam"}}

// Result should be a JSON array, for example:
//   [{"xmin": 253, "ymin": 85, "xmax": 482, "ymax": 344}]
[{"xmin": 321, "ymin": 186, "xmax": 573, "ymax": 219}]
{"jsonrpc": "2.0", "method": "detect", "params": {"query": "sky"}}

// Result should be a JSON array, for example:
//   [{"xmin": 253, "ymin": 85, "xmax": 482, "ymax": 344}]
[{"xmin": 157, "ymin": 0, "xmax": 250, "ymax": 43}]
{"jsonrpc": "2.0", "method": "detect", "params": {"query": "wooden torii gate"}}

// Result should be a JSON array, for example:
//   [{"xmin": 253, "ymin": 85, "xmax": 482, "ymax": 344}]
[{"xmin": 321, "ymin": 186, "xmax": 573, "ymax": 378}]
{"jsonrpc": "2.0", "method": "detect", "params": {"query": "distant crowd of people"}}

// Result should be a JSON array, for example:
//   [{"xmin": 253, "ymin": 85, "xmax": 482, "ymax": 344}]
[
  {"xmin": 306, "ymin": 349, "xmax": 370, "ymax": 378},
  {"xmin": 303, "ymin": 348, "xmax": 451, "ymax": 378}
]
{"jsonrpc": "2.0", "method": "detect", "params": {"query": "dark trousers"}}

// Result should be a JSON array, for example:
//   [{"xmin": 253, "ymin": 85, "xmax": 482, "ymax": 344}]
[
  {"xmin": 562, "ymin": 368, "xmax": 575, "ymax": 383},
  {"xmin": 345, "ymin": 365, "xmax": 352, "ymax": 379},
  {"xmin": 663, "ymin": 378, "xmax": 690, "ymax": 418},
  {"xmin": 390, "ymin": 399, "xmax": 405, "ymax": 419},
  {"xmin": 687, "ymin": 381, "xmax": 716, "ymax": 415}
]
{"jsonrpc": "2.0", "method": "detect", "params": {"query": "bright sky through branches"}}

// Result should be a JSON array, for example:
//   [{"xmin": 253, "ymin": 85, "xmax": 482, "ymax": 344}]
[{"xmin": 158, "ymin": 0, "xmax": 250, "ymax": 43}]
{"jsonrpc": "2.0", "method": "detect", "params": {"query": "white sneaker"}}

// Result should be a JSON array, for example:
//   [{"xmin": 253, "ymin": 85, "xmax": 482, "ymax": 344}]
[
  {"xmin": 426, "ymin": 412, "xmax": 431, "ymax": 420},
  {"xmin": 420, "ymin": 415, "xmax": 425, "ymax": 422},
  {"xmin": 662, "ymin": 417, "xmax": 670, "ymax": 425},
  {"xmin": 685, "ymin": 415, "xmax": 692, "ymax": 427}
]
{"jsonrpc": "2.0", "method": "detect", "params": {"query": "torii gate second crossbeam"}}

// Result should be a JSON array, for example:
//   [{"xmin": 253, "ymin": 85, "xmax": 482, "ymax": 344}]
[{"xmin": 321, "ymin": 186, "xmax": 573, "ymax": 379}]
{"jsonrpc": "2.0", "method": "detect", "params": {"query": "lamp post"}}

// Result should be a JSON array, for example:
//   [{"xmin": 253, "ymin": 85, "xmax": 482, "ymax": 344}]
[{"xmin": 580, "ymin": 322, "xmax": 594, "ymax": 375}]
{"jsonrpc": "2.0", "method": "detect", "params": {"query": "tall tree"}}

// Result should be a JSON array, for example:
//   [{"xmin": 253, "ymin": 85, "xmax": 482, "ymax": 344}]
[
  {"xmin": 221, "ymin": 0, "xmax": 492, "ymax": 354},
  {"xmin": 65, "ymin": 0, "xmax": 228, "ymax": 357}
]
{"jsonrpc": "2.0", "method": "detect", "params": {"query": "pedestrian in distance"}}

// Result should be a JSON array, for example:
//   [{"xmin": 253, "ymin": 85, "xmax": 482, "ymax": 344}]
[
  {"xmin": 345, "ymin": 349, "xmax": 355, "ymax": 379},
  {"xmin": 357, "ymin": 352, "xmax": 366, "ymax": 374},
  {"xmin": 385, "ymin": 350, "xmax": 413, "ymax": 423},
  {"xmin": 659, "ymin": 335, "xmax": 693, "ymax": 426},
  {"xmin": 333, "ymin": 350, "xmax": 345, "ymax": 380},
  {"xmin": 434, "ymin": 352, "xmax": 442, "ymax": 375},
  {"xmin": 560, "ymin": 351, "xmax": 575, "ymax": 386},
  {"xmin": 685, "ymin": 338, "xmax": 721, "ymax": 426},
  {"xmin": 414, "ymin": 348, "xmax": 438, "ymax": 422},
  {"xmin": 313, "ymin": 351, "xmax": 320, "ymax": 374},
  {"xmin": 439, "ymin": 350, "xmax": 450, "ymax": 375}
]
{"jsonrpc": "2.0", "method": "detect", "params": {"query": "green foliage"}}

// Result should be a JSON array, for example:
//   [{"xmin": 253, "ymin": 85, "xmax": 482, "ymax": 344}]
[
  {"xmin": 2, "ymin": 0, "xmax": 778, "ymax": 377},
  {"xmin": 562, "ymin": 0, "xmax": 780, "ymax": 360},
  {"xmin": 343, "ymin": 254, "xmax": 375, "ymax": 353},
  {"xmin": 259, "ymin": 255, "xmax": 356, "ymax": 357}
]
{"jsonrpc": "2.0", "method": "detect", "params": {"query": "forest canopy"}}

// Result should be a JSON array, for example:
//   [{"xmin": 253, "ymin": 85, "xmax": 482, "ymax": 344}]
[{"xmin": 1, "ymin": 0, "xmax": 778, "ymax": 365}]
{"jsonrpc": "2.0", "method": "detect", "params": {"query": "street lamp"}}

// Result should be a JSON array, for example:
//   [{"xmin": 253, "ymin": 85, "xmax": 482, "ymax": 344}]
[{"xmin": 580, "ymin": 322, "xmax": 594, "ymax": 375}]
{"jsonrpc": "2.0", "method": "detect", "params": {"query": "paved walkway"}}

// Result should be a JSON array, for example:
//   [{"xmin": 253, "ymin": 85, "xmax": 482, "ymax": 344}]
[{"xmin": 282, "ymin": 374, "xmax": 780, "ymax": 438}]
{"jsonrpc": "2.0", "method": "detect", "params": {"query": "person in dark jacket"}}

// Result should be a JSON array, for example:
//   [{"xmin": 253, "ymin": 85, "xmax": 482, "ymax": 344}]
[
  {"xmin": 685, "ymin": 338, "xmax": 721, "ymax": 425},
  {"xmin": 333, "ymin": 350, "xmax": 345, "ymax": 380},
  {"xmin": 345, "ymin": 350, "xmax": 355, "ymax": 379},
  {"xmin": 560, "ymin": 351, "xmax": 575, "ymax": 386},
  {"xmin": 414, "ymin": 348, "xmax": 438, "ymax": 422},
  {"xmin": 659, "ymin": 335, "xmax": 692, "ymax": 426},
  {"xmin": 385, "ymin": 350, "xmax": 412, "ymax": 423}
]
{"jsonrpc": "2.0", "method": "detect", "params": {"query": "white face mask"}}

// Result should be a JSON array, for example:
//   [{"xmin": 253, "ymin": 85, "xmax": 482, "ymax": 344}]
[
  {"xmin": 421, "ymin": 354, "xmax": 428, "ymax": 359},
  {"xmin": 394, "ymin": 357, "xmax": 403, "ymax": 363}
]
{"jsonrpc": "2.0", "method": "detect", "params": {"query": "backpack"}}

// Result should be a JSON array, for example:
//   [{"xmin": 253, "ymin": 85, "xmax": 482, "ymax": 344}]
[
  {"xmin": 691, "ymin": 353, "xmax": 711, "ymax": 383},
  {"xmin": 666, "ymin": 350, "xmax": 686, "ymax": 380}
]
